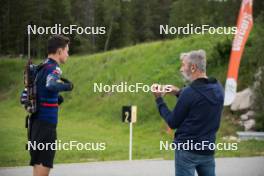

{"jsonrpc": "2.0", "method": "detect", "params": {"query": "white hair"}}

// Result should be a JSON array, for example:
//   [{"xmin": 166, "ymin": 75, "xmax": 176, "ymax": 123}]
[{"xmin": 180, "ymin": 49, "xmax": 207, "ymax": 72}]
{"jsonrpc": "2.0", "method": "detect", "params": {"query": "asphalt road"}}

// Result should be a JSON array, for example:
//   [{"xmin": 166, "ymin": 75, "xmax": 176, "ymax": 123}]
[{"xmin": 0, "ymin": 157, "xmax": 264, "ymax": 176}]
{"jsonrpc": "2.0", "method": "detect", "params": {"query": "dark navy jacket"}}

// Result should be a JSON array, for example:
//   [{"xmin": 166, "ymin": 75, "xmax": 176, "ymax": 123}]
[
  {"xmin": 34, "ymin": 58, "xmax": 72, "ymax": 124},
  {"xmin": 156, "ymin": 78, "xmax": 224, "ymax": 155}
]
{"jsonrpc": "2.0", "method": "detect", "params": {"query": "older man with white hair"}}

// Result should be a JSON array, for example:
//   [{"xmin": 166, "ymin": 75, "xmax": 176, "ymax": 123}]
[{"xmin": 152, "ymin": 49, "xmax": 224, "ymax": 176}]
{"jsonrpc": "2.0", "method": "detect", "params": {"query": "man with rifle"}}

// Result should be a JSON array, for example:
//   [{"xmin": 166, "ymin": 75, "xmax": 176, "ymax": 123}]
[{"xmin": 20, "ymin": 35, "xmax": 73, "ymax": 176}]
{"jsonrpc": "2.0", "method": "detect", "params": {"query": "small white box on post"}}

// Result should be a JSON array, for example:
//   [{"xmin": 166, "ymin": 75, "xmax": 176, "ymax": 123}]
[{"xmin": 122, "ymin": 105, "xmax": 137, "ymax": 161}]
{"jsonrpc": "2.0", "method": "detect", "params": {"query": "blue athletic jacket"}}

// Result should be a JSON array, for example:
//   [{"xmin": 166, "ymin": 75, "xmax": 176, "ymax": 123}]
[
  {"xmin": 156, "ymin": 78, "xmax": 224, "ymax": 155},
  {"xmin": 21, "ymin": 58, "xmax": 72, "ymax": 124}
]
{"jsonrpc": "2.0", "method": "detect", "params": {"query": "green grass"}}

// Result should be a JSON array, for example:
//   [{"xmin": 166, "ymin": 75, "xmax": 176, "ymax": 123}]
[{"xmin": 0, "ymin": 34, "xmax": 264, "ymax": 167}]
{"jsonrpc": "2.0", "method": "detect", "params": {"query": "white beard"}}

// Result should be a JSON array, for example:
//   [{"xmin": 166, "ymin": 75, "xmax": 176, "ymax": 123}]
[{"xmin": 181, "ymin": 71, "xmax": 192, "ymax": 82}]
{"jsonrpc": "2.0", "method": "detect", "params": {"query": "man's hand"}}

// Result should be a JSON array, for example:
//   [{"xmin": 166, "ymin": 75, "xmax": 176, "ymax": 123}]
[
  {"xmin": 61, "ymin": 77, "xmax": 74, "ymax": 91},
  {"xmin": 58, "ymin": 94, "xmax": 64, "ymax": 105},
  {"xmin": 163, "ymin": 85, "xmax": 180, "ymax": 96},
  {"xmin": 151, "ymin": 83, "xmax": 164, "ymax": 98}
]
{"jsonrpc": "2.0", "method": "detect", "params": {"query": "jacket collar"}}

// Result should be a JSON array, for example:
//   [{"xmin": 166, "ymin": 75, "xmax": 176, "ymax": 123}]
[{"xmin": 191, "ymin": 77, "xmax": 217, "ymax": 86}]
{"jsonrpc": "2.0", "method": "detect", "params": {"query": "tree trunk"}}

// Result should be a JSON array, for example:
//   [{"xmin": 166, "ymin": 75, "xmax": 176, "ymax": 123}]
[{"xmin": 104, "ymin": 16, "xmax": 113, "ymax": 51}]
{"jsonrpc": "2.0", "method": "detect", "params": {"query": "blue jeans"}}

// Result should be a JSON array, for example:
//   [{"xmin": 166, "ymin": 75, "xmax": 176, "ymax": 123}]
[{"xmin": 175, "ymin": 150, "xmax": 215, "ymax": 176}]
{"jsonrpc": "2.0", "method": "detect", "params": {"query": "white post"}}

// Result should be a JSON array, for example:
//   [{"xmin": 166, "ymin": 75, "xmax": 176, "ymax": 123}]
[
  {"xmin": 129, "ymin": 122, "xmax": 133, "ymax": 161},
  {"xmin": 28, "ymin": 29, "xmax": 30, "ymax": 59}
]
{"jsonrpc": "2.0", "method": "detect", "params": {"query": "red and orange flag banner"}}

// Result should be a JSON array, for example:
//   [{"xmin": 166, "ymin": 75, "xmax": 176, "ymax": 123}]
[{"xmin": 224, "ymin": 0, "xmax": 253, "ymax": 106}]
